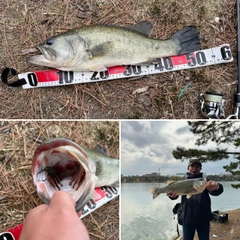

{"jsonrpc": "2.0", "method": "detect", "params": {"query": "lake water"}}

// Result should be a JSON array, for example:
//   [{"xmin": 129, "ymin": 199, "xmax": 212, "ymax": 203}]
[{"xmin": 121, "ymin": 181, "xmax": 240, "ymax": 240}]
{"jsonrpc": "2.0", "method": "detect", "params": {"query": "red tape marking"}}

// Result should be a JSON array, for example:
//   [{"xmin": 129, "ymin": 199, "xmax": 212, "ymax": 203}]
[{"xmin": 35, "ymin": 70, "xmax": 59, "ymax": 83}]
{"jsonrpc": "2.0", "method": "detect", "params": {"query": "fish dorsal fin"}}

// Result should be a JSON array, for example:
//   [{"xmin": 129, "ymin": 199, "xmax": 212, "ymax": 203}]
[
  {"xmin": 94, "ymin": 145, "xmax": 109, "ymax": 156},
  {"xmin": 87, "ymin": 41, "xmax": 113, "ymax": 58},
  {"xmin": 166, "ymin": 180, "xmax": 176, "ymax": 185},
  {"xmin": 125, "ymin": 21, "xmax": 153, "ymax": 36}
]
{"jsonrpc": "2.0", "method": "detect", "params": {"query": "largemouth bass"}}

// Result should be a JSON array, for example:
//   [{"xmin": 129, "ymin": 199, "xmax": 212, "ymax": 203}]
[
  {"xmin": 26, "ymin": 21, "xmax": 200, "ymax": 71},
  {"xmin": 151, "ymin": 178, "xmax": 209, "ymax": 200},
  {"xmin": 32, "ymin": 138, "xmax": 119, "ymax": 211}
]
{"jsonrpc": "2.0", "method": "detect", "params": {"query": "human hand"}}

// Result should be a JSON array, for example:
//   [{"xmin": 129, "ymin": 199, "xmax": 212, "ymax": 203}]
[
  {"xmin": 167, "ymin": 191, "xmax": 178, "ymax": 198},
  {"xmin": 19, "ymin": 191, "xmax": 90, "ymax": 240},
  {"xmin": 207, "ymin": 181, "xmax": 219, "ymax": 191}
]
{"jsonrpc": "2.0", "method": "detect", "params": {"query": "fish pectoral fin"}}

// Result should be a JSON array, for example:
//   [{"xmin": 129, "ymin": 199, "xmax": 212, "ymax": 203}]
[
  {"xmin": 87, "ymin": 41, "xmax": 113, "ymax": 58},
  {"xmin": 94, "ymin": 145, "xmax": 109, "ymax": 156},
  {"xmin": 89, "ymin": 65, "xmax": 108, "ymax": 72},
  {"xmin": 186, "ymin": 194, "xmax": 192, "ymax": 199},
  {"xmin": 91, "ymin": 190, "xmax": 102, "ymax": 201},
  {"xmin": 125, "ymin": 21, "xmax": 153, "ymax": 36}
]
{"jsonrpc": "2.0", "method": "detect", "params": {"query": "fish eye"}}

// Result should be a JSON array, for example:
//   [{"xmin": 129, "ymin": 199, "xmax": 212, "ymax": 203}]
[{"xmin": 46, "ymin": 39, "xmax": 54, "ymax": 45}]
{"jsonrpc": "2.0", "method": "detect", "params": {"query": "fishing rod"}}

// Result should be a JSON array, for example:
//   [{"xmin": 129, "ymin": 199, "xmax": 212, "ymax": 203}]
[
  {"xmin": 227, "ymin": 0, "xmax": 240, "ymax": 119},
  {"xmin": 200, "ymin": 0, "xmax": 240, "ymax": 119}
]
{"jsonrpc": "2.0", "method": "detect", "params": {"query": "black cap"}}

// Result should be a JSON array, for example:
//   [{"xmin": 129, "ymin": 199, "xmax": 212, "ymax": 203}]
[{"xmin": 188, "ymin": 159, "xmax": 202, "ymax": 167}]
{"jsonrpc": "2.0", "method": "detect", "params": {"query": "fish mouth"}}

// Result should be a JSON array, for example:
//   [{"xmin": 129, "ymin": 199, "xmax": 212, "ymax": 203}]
[
  {"xmin": 27, "ymin": 46, "xmax": 56, "ymax": 65},
  {"xmin": 27, "ymin": 47, "xmax": 47, "ymax": 65},
  {"xmin": 32, "ymin": 138, "xmax": 97, "ymax": 211}
]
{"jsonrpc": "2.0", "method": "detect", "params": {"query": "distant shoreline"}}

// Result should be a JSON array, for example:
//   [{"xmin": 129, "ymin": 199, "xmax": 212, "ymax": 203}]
[{"xmin": 122, "ymin": 180, "xmax": 240, "ymax": 183}]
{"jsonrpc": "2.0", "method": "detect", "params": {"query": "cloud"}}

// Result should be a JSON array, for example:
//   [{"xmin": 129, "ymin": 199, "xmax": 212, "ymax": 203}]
[
  {"xmin": 175, "ymin": 124, "xmax": 190, "ymax": 135},
  {"xmin": 121, "ymin": 121, "xmax": 238, "ymax": 176}
]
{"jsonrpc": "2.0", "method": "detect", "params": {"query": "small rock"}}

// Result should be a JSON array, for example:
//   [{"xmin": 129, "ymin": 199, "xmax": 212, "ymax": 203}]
[
  {"xmin": 214, "ymin": 17, "xmax": 220, "ymax": 23},
  {"xmin": 204, "ymin": 35, "xmax": 210, "ymax": 42}
]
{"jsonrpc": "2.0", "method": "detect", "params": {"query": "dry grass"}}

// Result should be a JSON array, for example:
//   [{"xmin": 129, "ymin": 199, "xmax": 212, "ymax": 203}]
[
  {"xmin": 0, "ymin": 121, "xmax": 119, "ymax": 239},
  {"xmin": 0, "ymin": 0, "xmax": 237, "ymax": 119}
]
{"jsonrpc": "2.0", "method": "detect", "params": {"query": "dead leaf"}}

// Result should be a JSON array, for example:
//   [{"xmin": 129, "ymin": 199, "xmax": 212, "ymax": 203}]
[{"xmin": 132, "ymin": 86, "xmax": 149, "ymax": 95}]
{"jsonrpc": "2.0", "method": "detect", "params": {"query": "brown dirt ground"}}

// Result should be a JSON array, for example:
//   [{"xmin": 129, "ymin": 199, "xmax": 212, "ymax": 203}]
[
  {"xmin": 208, "ymin": 208, "xmax": 240, "ymax": 240},
  {"xmin": 0, "ymin": 0, "xmax": 238, "ymax": 119},
  {"xmin": 0, "ymin": 121, "xmax": 119, "ymax": 240},
  {"xmin": 177, "ymin": 208, "xmax": 240, "ymax": 240}
]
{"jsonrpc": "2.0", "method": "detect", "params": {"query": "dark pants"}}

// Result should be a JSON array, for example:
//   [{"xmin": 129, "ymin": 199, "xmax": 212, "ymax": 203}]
[{"xmin": 183, "ymin": 223, "xmax": 210, "ymax": 240}]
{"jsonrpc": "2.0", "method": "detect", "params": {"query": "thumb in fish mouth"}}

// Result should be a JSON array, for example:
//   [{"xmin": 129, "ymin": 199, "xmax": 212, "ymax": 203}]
[
  {"xmin": 50, "ymin": 191, "xmax": 82, "ymax": 216},
  {"xmin": 50, "ymin": 190, "xmax": 76, "ymax": 208}
]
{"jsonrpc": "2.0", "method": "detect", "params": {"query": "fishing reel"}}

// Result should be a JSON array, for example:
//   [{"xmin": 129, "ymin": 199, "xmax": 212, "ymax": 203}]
[{"xmin": 200, "ymin": 92, "xmax": 226, "ymax": 119}]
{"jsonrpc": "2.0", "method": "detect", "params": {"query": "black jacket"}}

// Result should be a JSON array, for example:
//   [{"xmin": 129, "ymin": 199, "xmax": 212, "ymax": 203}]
[{"xmin": 170, "ymin": 172, "xmax": 223, "ymax": 227}]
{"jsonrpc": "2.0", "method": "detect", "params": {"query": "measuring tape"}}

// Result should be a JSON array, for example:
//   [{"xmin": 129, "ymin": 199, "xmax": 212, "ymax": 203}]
[
  {"xmin": 1, "ymin": 44, "xmax": 233, "ymax": 89},
  {"xmin": 80, "ymin": 186, "xmax": 119, "ymax": 219}
]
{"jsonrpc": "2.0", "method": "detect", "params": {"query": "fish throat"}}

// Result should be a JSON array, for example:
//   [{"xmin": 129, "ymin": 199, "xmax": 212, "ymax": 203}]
[
  {"xmin": 36, "ymin": 144, "xmax": 92, "ymax": 196},
  {"xmin": 37, "ymin": 157, "xmax": 85, "ymax": 191}
]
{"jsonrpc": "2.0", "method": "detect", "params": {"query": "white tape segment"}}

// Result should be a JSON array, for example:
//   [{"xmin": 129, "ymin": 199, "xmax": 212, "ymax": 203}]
[{"xmin": 18, "ymin": 44, "xmax": 233, "ymax": 89}]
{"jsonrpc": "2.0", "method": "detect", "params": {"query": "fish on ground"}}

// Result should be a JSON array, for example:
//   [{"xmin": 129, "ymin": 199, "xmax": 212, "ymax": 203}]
[
  {"xmin": 25, "ymin": 21, "xmax": 201, "ymax": 72},
  {"xmin": 151, "ymin": 178, "xmax": 210, "ymax": 200},
  {"xmin": 32, "ymin": 138, "xmax": 119, "ymax": 211}
]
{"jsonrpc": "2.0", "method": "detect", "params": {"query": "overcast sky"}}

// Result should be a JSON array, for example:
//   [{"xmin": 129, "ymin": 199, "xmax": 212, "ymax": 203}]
[{"xmin": 121, "ymin": 121, "xmax": 239, "ymax": 176}]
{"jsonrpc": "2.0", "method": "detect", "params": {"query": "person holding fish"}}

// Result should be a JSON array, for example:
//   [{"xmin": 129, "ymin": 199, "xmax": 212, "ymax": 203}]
[
  {"xmin": 166, "ymin": 159, "xmax": 224, "ymax": 240},
  {"xmin": 19, "ymin": 191, "xmax": 90, "ymax": 240}
]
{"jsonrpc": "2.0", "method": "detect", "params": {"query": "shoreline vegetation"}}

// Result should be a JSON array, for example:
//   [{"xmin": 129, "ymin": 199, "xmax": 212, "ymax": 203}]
[{"xmin": 122, "ymin": 175, "xmax": 240, "ymax": 183}]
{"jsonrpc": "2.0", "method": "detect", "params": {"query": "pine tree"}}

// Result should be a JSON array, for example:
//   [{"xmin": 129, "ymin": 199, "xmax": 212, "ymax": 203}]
[{"xmin": 172, "ymin": 121, "xmax": 240, "ymax": 188}]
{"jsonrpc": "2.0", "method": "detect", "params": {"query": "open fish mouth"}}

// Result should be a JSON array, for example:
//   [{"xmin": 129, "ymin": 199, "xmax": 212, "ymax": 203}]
[
  {"xmin": 24, "ymin": 45, "xmax": 56, "ymax": 65},
  {"xmin": 22, "ymin": 47, "xmax": 39, "ymax": 55},
  {"xmin": 27, "ymin": 47, "xmax": 49, "ymax": 63},
  {"xmin": 32, "ymin": 138, "xmax": 97, "ymax": 211},
  {"xmin": 23, "ymin": 46, "xmax": 47, "ymax": 64}
]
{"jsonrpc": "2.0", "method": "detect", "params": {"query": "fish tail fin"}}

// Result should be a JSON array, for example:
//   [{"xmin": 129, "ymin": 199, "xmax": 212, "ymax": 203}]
[
  {"xmin": 150, "ymin": 187, "xmax": 161, "ymax": 200},
  {"xmin": 170, "ymin": 26, "xmax": 201, "ymax": 55}
]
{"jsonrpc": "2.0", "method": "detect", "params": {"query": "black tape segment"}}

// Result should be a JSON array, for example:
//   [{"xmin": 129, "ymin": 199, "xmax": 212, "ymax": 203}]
[
  {"xmin": 0, "ymin": 232, "xmax": 14, "ymax": 240},
  {"xmin": 1, "ymin": 68, "xmax": 27, "ymax": 87}
]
